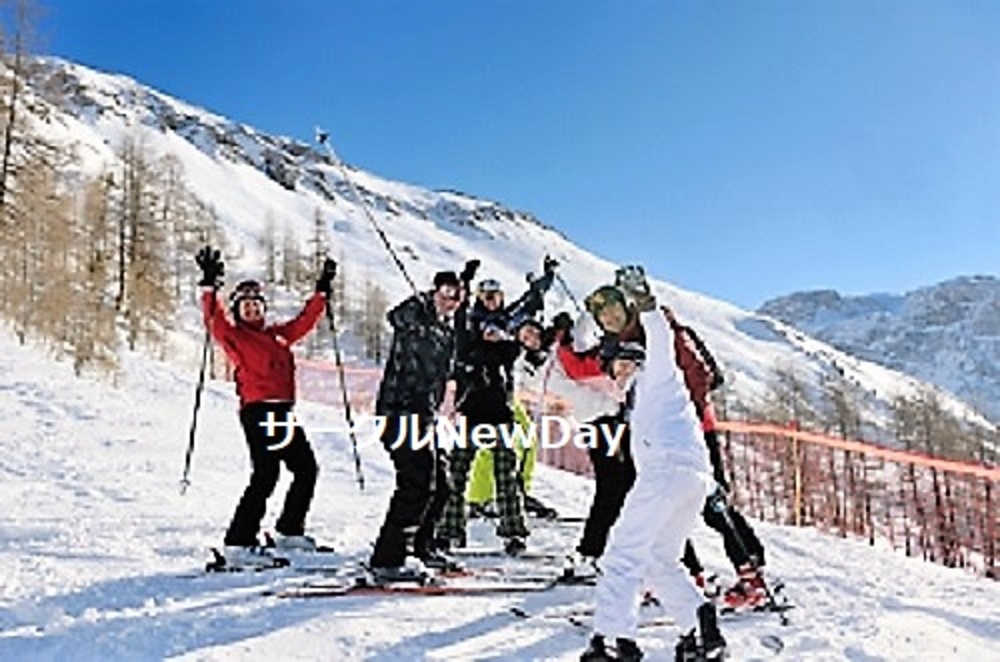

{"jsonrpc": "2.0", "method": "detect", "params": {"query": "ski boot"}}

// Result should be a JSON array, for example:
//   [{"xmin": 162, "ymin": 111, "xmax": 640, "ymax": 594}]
[
  {"xmin": 722, "ymin": 564, "xmax": 767, "ymax": 610},
  {"xmin": 504, "ymin": 536, "xmax": 527, "ymax": 556},
  {"xmin": 367, "ymin": 557, "xmax": 433, "ymax": 586},
  {"xmin": 563, "ymin": 551, "xmax": 600, "ymax": 583},
  {"xmin": 469, "ymin": 501, "xmax": 498, "ymax": 519},
  {"xmin": 524, "ymin": 495, "xmax": 559, "ymax": 520},
  {"xmin": 697, "ymin": 602, "xmax": 727, "ymax": 659},
  {"xmin": 268, "ymin": 533, "xmax": 322, "ymax": 552},
  {"xmin": 212, "ymin": 545, "xmax": 289, "ymax": 571},
  {"xmin": 582, "ymin": 635, "xmax": 642, "ymax": 661},
  {"xmin": 581, "ymin": 634, "xmax": 612, "ymax": 661},
  {"xmin": 693, "ymin": 572, "xmax": 721, "ymax": 600},
  {"xmin": 419, "ymin": 549, "xmax": 463, "ymax": 573},
  {"xmin": 675, "ymin": 631, "xmax": 699, "ymax": 662}
]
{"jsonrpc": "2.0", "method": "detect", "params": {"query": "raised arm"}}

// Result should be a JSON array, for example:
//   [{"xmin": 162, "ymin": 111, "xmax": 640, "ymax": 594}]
[
  {"xmin": 201, "ymin": 288, "xmax": 234, "ymax": 345},
  {"xmin": 271, "ymin": 292, "xmax": 327, "ymax": 344}
]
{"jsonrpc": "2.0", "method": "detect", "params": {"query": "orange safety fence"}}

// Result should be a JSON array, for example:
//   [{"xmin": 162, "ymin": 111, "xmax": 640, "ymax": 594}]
[
  {"xmin": 715, "ymin": 420, "xmax": 998, "ymax": 580},
  {"xmin": 296, "ymin": 359, "xmax": 381, "ymax": 412}
]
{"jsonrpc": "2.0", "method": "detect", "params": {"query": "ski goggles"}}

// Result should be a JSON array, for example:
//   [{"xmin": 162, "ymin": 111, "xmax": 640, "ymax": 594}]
[
  {"xmin": 436, "ymin": 285, "xmax": 462, "ymax": 303},
  {"xmin": 230, "ymin": 282, "xmax": 266, "ymax": 305}
]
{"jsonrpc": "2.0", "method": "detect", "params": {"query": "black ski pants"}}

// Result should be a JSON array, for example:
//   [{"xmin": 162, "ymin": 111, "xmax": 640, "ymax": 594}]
[
  {"xmin": 225, "ymin": 401, "xmax": 318, "ymax": 546},
  {"xmin": 370, "ymin": 413, "xmax": 449, "ymax": 568},
  {"xmin": 681, "ymin": 495, "xmax": 767, "ymax": 575},
  {"xmin": 577, "ymin": 415, "xmax": 636, "ymax": 558}
]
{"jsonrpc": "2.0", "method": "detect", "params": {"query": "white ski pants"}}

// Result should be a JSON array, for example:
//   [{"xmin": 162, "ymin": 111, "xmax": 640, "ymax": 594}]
[{"xmin": 593, "ymin": 450, "xmax": 710, "ymax": 640}]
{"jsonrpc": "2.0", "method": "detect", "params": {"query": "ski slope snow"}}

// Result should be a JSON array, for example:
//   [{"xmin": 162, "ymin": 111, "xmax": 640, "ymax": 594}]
[{"xmin": 0, "ymin": 334, "xmax": 997, "ymax": 661}]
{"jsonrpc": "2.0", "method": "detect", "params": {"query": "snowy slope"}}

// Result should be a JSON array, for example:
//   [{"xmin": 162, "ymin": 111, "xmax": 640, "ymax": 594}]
[
  {"xmin": 759, "ymin": 276, "xmax": 1000, "ymax": 423},
  {"xmin": 0, "ymin": 334, "xmax": 997, "ymax": 661},
  {"xmin": 23, "ymin": 56, "xmax": 993, "ymax": 435}
]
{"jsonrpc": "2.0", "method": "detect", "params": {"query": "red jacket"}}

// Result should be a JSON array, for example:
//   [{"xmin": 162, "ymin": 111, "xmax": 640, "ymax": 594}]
[
  {"xmin": 202, "ymin": 290, "xmax": 326, "ymax": 408},
  {"xmin": 669, "ymin": 317, "xmax": 713, "ymax": 418},
  {"xmin": 556, "ymin": 344, "xmax": 605, "ymax": 381}
]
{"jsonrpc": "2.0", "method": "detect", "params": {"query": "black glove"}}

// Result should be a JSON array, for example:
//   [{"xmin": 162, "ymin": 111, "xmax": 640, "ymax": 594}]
[
  {"xmin": 551, "ymin": 311, "xmax": 574, "ymax": 332},
  {"xmin": 460, "ymin": 259, "xmax": 480, "ymax": 286},
  {"xmin": 543, "ymin": 255, "xmax": 559, "ymax": 276},
  {"xmin": 195, "ymin": 246, "xmax": 224, "ymax": 288},
  {"xmin": 545, "ymin": 311, "xmax": 575, "ymax": 346},
  {"xmin": 315, "ymin": 257, "xmax": 337, "ymax": 295}
]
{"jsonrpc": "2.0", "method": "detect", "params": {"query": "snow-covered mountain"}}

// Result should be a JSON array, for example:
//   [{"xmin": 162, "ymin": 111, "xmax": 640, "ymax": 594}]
[
  {"xmin": 759, "ymin": 276, "xmax": 999, "ymax": 424},
  {"xmin": 23, "ymin": 56, "xmax": 995, "ymax": 434},
  {"xmin": 0, "ymin": 330, "xmax": 997, "ymax": 660}
]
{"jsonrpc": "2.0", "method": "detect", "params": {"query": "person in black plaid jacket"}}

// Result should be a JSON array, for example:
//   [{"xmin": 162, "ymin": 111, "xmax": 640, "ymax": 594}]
[{"xmin": 368, "ymin": 271, "xmax": 465, "ymax": 578}]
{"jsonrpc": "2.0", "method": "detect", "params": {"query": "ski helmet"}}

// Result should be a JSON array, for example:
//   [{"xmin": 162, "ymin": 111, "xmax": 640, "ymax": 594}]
[
  {"xmin": 585, "ymin": 285, "xmax": 633, "ymax": 334},
  {"xmin": 477, "ymin": 278, "xmax": 502, "ymax": 294},
  {"xmin": 230, "ymin": 279, "xmax": 267, "ymax": 322},
  {"xmin": 476, "ymin": 278, "xmax": 504, "ymax": 307},
  {"xmin": 585, "ymin": 285, "xmax": 627, "ymax": 317},
  {"xmin": 600, "ymin": 339, "xmax": 646, "ymax": 377}
]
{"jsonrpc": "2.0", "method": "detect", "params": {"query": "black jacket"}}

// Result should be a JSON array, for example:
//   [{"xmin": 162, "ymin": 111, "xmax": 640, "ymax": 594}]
[
  {"xmin": 376, "ymin": 292, "xmax": 456, "ymax": 416},
  {"xmin": 455, "ymin": 301, "xmax": 520, "ymax": 392}
]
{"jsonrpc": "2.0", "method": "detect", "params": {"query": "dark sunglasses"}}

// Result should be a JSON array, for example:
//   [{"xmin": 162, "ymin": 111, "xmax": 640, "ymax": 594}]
[{"xmin": 437, "ymin": 288, "xmax": 462, "ymax": 302}]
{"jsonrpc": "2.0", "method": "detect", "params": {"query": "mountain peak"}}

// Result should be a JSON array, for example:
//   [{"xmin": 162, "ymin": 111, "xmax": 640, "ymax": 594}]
[{"xmin": 759, "ymin": 277, "xmax": 999, "ymax": 422}]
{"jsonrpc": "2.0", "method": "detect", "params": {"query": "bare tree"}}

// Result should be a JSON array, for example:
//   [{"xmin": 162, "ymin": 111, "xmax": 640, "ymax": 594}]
[
  {"xmin": 309, "ymin": 206, "xmax": 327, "ymax": 270},
  {"xmin": 262, "ymin": 211, "xmax": 277, "ymax": 283},
  {"xmin": 758, "ymin": 359, "xmax": 818, "ymax": 427},
  {"xmin": 0, "ymin": 0, "xmax": 41, "ymax": 211},
  {"xmin": 819, "ymin": 372, "xmax": 863, "ymax": 439},
  {"xmin": 360, "ymin": 278, "xmax": 388, "ymax": 363},
  {"xmin": 68, "ymin": 173, "xmax": 119, "ymax": 375}
]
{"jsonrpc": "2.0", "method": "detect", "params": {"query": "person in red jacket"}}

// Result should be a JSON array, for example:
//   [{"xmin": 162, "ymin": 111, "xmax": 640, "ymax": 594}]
[{"xmin": 195, "ymin": 246, "xmax": 335, "ymax": 567}]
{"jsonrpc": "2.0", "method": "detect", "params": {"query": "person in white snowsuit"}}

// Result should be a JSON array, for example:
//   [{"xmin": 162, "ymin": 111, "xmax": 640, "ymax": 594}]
[{"xmin": 581, "ymin": 277, "xmax": 726, "ymax": 662}]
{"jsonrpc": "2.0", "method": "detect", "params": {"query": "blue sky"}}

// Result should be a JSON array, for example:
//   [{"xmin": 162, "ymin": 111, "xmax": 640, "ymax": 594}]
[{"xmin": 37, "ymin": 0, "xmax": 998, "ymax": 309}]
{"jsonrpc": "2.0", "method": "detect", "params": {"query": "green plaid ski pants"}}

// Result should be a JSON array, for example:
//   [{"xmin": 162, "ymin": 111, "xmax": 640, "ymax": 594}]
[{"xmin": 439, "ymin": 431, "xmax": 528, "ymax": 541}]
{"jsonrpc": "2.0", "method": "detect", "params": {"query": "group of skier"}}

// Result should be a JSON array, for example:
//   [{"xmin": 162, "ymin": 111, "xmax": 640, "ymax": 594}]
[{"xmin": 194, "ymin": 245, "xmax": 772, "ymax": 661}]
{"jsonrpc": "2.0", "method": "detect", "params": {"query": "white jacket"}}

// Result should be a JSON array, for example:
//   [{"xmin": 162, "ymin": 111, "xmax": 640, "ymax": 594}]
[{"xmin": 629, "ymin": 310, "xmax": 710, "ymax": 473}]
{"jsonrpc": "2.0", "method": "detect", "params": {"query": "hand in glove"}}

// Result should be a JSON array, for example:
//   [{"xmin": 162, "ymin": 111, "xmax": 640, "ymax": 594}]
[
  {"xmin": 315, "ymin": 257, "xmax": 337, "ymax": 295},
  {"xmin": 551, "ymin": 311, "xmax": 574, "ymax": 332},
  {"xmin": 460, "ymin": 259, "xmax": 481, "ymax": 286},
  {"xmin": 615, "ymin": 264, "xmax": 656, "ymax": 312},
  {"xmin": 527, "ymin": 255, "xmax": 557, "ymax": 295},
  {"xmin": 195, "ymin": 246, "xmax": 224, "ymax": 288}
]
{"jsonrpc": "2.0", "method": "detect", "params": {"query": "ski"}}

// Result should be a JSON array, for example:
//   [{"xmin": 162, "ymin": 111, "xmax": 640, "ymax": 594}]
[
  {"xmin": 509, "ymin": 606, "xmax": 674, "ymax": 631},
  {"xmin": 450, "ymin": 546, "xmax": 564, "ymax": 561},
  {"xmin": 440, "ymin": 564, "xmax": 595, "ymax": 587},
  {"xmin": 262, "ymin": 531, "xmax": 337, "ymax": 554},
  {"xmin": 719, "ymin": 601, "xmax": 794, "ymax": 618},
  {"xmin": 202, "ymin": 547, "xmax": 363, "ymax": 576},
  {"xmin": 205, "ymin": 547, "xmax": 290, "ymax": 573},
  {"xmin": 271, "ymin": 574, "xmax": 557, "ymax": 599}
]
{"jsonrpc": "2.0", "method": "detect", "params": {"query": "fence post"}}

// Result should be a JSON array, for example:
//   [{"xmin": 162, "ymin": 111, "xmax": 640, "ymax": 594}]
[{"xmin": 788, "ymin": 421, "xmax": 802, "ymax": 527}]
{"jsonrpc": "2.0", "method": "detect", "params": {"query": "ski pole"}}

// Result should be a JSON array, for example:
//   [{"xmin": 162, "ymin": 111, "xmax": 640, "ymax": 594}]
[
  {"xmin": 315, "ymin": 128, "xmax": 418, "ymax": 296},
  {"xmin": 324, "ymin": 297, "xmax": 366, "ymax": 492},
  {"xmin": 181, "ymin": 291, "xmax": 215, "ymax": 495},
  {"xmin": 554, "ymin": 272, "xmax": 583, "ymax": 315}
]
